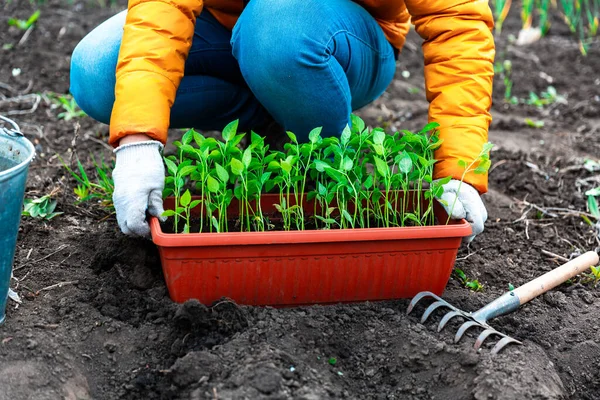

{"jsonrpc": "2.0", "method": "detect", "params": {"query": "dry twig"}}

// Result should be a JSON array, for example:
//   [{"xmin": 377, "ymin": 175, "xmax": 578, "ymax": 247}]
[
  {"xmin": 38, "ymin": 280, "xmax": 79, "ymax": 292},
  {"xmin": 14, "ymin": 244, "xmax": 69, "ymax": 271}
]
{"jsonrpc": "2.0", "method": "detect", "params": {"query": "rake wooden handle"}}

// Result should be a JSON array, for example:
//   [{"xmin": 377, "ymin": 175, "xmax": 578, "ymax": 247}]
[{"xmin": 513, "ymin": 251, "xmax": 599, "ymax": 305}]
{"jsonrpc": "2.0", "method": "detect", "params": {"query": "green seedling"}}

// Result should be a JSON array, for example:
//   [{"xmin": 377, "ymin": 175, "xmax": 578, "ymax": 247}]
[
  {"xmin": 8, "ymin": 10, "xmax": 40, "ymax": 31},
  {"xmin": 586, "ymin": 187, "xmax": 600, "ymax": 220},
  {"xmin": 521, "ymin": 0, "xmax": 535, "ymax": 30},
  {"xmin": 59, "ymin": 154, "xmax": 114, "ymax": 211},
  {"xmin": 560, "ymin": 0, "xmax": 599, "ymax": 55},
  {"xmin": 583, "ymin": 159, "xmax": 600, "ymax": 172},
  {"xmin": 22, "ymin": 192, "xmax": 62, "ymax": 220},
  {"xmin": 524, "ymin": 118, "xmax": 545, "ymax": 128},
  {"xmin": 328, "ymin": 357, "xmax": 337, "ymax": 366},
  {"xmin": 495, "ymin": 60, "xmax": 518, "ymax": 104},
  {"xmin": 585, "ymin": 265, "xmax": 600, "ymax": 286},
  {"xmin": 454, "ymin": 268, "xmax": 484, "ymax": 292},
  {"xmin": 526, "ymin": 86, "xmax": 566, "ymax": 107},
  {"xmin": 161, "ymin": 190, "xmax": 200, "ymax": 234},
  {"xmin": 48, "ymin": 94, "xmax": 87, "ymax": 121},
  {"xmin": 493, "ymin": 0, "xmax": 598, "ymax": 55},
  {"xmin": 492, "ymin": 0, "xmax": 512, "ymax": 34},
  {"xmin": 538, "ymin": 0, "xmax": 553, "ymax": 35},
  {"xmin": 447, "ymin": 143, "xmax": 493, "ymax": 224},
  {"xmin": 163, "ymin": 116, "xmax": 454, "ymax": 234}
]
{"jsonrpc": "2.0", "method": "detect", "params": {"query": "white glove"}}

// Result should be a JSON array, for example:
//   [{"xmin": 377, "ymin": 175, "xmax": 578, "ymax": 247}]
[
  {"xmin": 112, "ymin": 140, "xmax": 166, "ymax": 237},
  {"xmin": 439, "ymin": 179, "xmax": 488, "ymax": 243}
]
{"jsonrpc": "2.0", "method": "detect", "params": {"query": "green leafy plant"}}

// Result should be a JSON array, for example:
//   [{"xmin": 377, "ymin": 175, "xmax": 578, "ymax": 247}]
[
  {"xmin": 454, "ymin": 268, "xmax": 484, "ymax": 292},
  {"xmin": 586, "ymin": 187, "xmax": 600, "ymax": 219},
  {"xmin": 162, "ymin": 116, "xmax": 463, "ymax": 234},
  {"xmin": 447, "ymin": 143, "xmax": 494, "ymax": 224},
  {"xmin": 22, "ymin": 192, "xmax": 62, "ymax": 220},
  {"xmin": 585, "ymin": 265, "xmax": 600, "ymax": 286},
  {"xmin": 492, "ymin": 0, "xmax": 513, "ymax": 34},
  {"xmin": 7, "ymin": 10, "xmax": 40, "ymax": 30},
  {"xmin": 492, "ymin": 0, "xmax": 599, "ymax": 54},
  {"xmin": 48, "ymin": 94, "xmax": 87, "ymax": 121},
  {"xmin": 161, "ymin": 189, "xmax": 201, "ymax": 234},
  {"xmin": 525, "ymin": 86, "xmax": 567, "ymax": 107},
  {"xmin": 495, "ymin": 60, "xmax": 518, "ymax": 104},
  {"xmin": 524, "ymin": 118, "xmax": 545, "ymax": 128},
  {"xmin": 59, "ymin": 155, "xmax": 114, "ymax": 211}
]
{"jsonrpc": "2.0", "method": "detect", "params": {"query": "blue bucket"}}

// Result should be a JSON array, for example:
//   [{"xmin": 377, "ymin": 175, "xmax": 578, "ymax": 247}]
[{"xmin": 0, "ymin": 116, "xmax": 35, "ymax": 325}]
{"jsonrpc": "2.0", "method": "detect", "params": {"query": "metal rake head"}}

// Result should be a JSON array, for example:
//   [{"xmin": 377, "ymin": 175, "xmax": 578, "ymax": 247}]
[{"xmin": 407, "ymin": 292, "xmax": 522, "ymax": 354}]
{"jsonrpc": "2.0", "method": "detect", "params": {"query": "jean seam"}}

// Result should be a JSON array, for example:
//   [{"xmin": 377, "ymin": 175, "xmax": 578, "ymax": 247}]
[
  {"xmin": 326, "ymin": 60, "xmax": 351, "ymax": 115},
  {"xmin": 323, "ymin": 29, "xmax": 395, "ymax": 62}
]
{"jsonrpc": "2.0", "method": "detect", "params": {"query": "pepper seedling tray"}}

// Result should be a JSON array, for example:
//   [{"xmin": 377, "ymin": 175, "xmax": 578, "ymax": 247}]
[{"xmin": 150, "ymin": 193, "xmax": 471, "ymax": 306}]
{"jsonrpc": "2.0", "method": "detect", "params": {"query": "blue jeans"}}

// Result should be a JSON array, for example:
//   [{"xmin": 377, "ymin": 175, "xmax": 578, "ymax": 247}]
[{"xmin": 70, "ymin": 0, "xmax": 396, "ymax": 142}]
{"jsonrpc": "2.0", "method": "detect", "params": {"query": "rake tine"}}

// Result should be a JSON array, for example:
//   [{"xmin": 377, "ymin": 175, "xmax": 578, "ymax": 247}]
[
  {"xmin": 407, "ymin": 291, "xmax": 444, "ymax": 315},
  {"xmin": 455, "ymin": 320, "xmax": 483, "ymax": 343},
  {"xmin": 421, "ymin": 300, "xmax": 455, "ymax": 323},
  {"xmin": 437, "ymin": 310, "xmax": 468, "ymax": 332},
  {"xmin": 474, "ymin": 329, "xmax": 504, "ymax": 351},
  {"xmin": 491, "ymin": 336, "xmax": 523, "ymax": 354}
]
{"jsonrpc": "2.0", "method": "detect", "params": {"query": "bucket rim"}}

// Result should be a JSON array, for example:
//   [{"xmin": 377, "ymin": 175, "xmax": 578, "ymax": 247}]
[{"xmin": 0, "ymin": 134, "xmax": 36, "ymax": 179}]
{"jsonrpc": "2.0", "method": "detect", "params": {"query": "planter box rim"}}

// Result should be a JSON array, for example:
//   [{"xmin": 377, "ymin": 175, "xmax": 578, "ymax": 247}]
[{"xmin": 150, "ymin": 217, "xmax": 471, "ymax": 247}]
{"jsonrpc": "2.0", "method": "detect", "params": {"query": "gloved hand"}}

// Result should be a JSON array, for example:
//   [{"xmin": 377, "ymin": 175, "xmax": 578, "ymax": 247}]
[
  {"xmin": 112, "ymin": 140, "xmax": 166, "ymax": 237},
  {"xmin": 439, "ymin": 179, "xmax": 487, "ymax": 243}
]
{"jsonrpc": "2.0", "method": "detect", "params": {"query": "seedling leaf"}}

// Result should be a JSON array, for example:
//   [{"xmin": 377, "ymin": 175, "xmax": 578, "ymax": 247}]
[
  {"xmin": 164, "ymin": 157, "xmax": 178, "ymax": 176},
  {"xmin": 398, "ymin": 151, "xmax": 412, "ymax": 174},
  {"xmin": 222, "ymin": 120, "xmax": 238, "ymax": 141},
  {"xmin": 374, "ymin": 156, "xmax": 388, "ymax": 177},
  {"xmin": 308, "ymin": 127, "xmax": 322, "ymax": 144},
  {"xmin": 230, "ymin": 158, "xmax": 244, "ymax": 176},
  {"xmin": 180, "ymin": 190, "xmax": 191, "ymax": 207},
  {"xmin": 215, "ymin": 163, "xmax": 229, "ymax": 182},
  {"xmin": 207, "ymin": 176, "xmax": 219, "ymax": 193},
  {"xmin": 588, "ymin": 195, "xmax": 600, "ymax": 219},
  {"xmin": 341, "ymin": 125, "xmax": 351, "ymax": 146}
]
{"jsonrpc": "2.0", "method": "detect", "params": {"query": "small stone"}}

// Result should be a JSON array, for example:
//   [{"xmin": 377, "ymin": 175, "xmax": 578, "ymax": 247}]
[
  {"xmin": 251, "ymin": 366, "xmax": 282, "ymax": 394},
  {"xmin": 104, "ymin": 341, "xmax": 117, "ymax": 353},
  {"xmin": 580, "ymin": 292, "xmax": 594, "ymax": 305}
]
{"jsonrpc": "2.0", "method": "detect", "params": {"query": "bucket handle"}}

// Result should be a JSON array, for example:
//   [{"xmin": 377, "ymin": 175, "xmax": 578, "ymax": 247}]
[{"xmin": 0, "ymin": 115, "xmax": 23, "ymax": 137}]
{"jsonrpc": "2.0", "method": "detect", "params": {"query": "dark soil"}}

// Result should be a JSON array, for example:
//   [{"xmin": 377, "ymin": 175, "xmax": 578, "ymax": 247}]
[{"xmin": 2, "ymin": 1, "xmax": 600, "ymax": 399}]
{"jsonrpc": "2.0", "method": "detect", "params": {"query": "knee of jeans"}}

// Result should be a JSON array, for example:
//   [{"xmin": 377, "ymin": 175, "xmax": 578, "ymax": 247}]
[{"xmin": 69, "ymin": 41, "xmax": 114, "ymax": 124}]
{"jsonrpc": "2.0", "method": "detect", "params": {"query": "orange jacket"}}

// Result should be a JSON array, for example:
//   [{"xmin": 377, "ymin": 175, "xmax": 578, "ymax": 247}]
[{"xmin": 109, "ymin": 0, "xmax": 495, "ymax": 193}]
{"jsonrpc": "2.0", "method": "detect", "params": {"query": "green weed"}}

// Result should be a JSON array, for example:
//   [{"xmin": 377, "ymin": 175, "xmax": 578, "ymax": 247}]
[
  {"xmin": 22, "ymin": 192, "xmax": 62, "ymax": 220},
  {"xmin": 7, "ymin": 10, "xmax": 40, "ymax": 31},
  {"xmin": 59, "ymin": 155, "xmax": 114, "ymax": 211},
  {"xmin": 48, "ymin": 94, "xmax": 86, "ymax": 121},
  {"xmin": 454, "ymin": 268, "xmax": 484, "ymax": 292}
]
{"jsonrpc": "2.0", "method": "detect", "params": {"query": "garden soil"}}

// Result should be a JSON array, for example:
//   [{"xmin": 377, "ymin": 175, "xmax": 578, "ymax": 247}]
[{"xmin": 2, "ymin": 1, "xmax": 600, "ymax": 399}]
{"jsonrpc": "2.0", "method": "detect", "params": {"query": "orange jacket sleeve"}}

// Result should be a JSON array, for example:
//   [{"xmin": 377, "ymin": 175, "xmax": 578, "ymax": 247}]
[
  {"xmin": 109, "ymin": 0, "xmax": 204, "ymax": 147},
  {"xmin": 404, "ymin": 0, "xmax": 495, "ymax": 193}
]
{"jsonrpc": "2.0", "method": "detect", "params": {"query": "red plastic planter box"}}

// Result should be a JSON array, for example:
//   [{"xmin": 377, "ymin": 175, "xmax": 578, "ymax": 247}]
[{"xmin": 150, "ymin": 194, "xmax": 471, "ymax": 306}]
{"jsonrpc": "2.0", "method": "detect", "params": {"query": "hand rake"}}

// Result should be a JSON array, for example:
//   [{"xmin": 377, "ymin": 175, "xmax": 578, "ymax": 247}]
[{"xmin": 407, "ymin": 251, "xmax": 599, "ymax": 354}]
